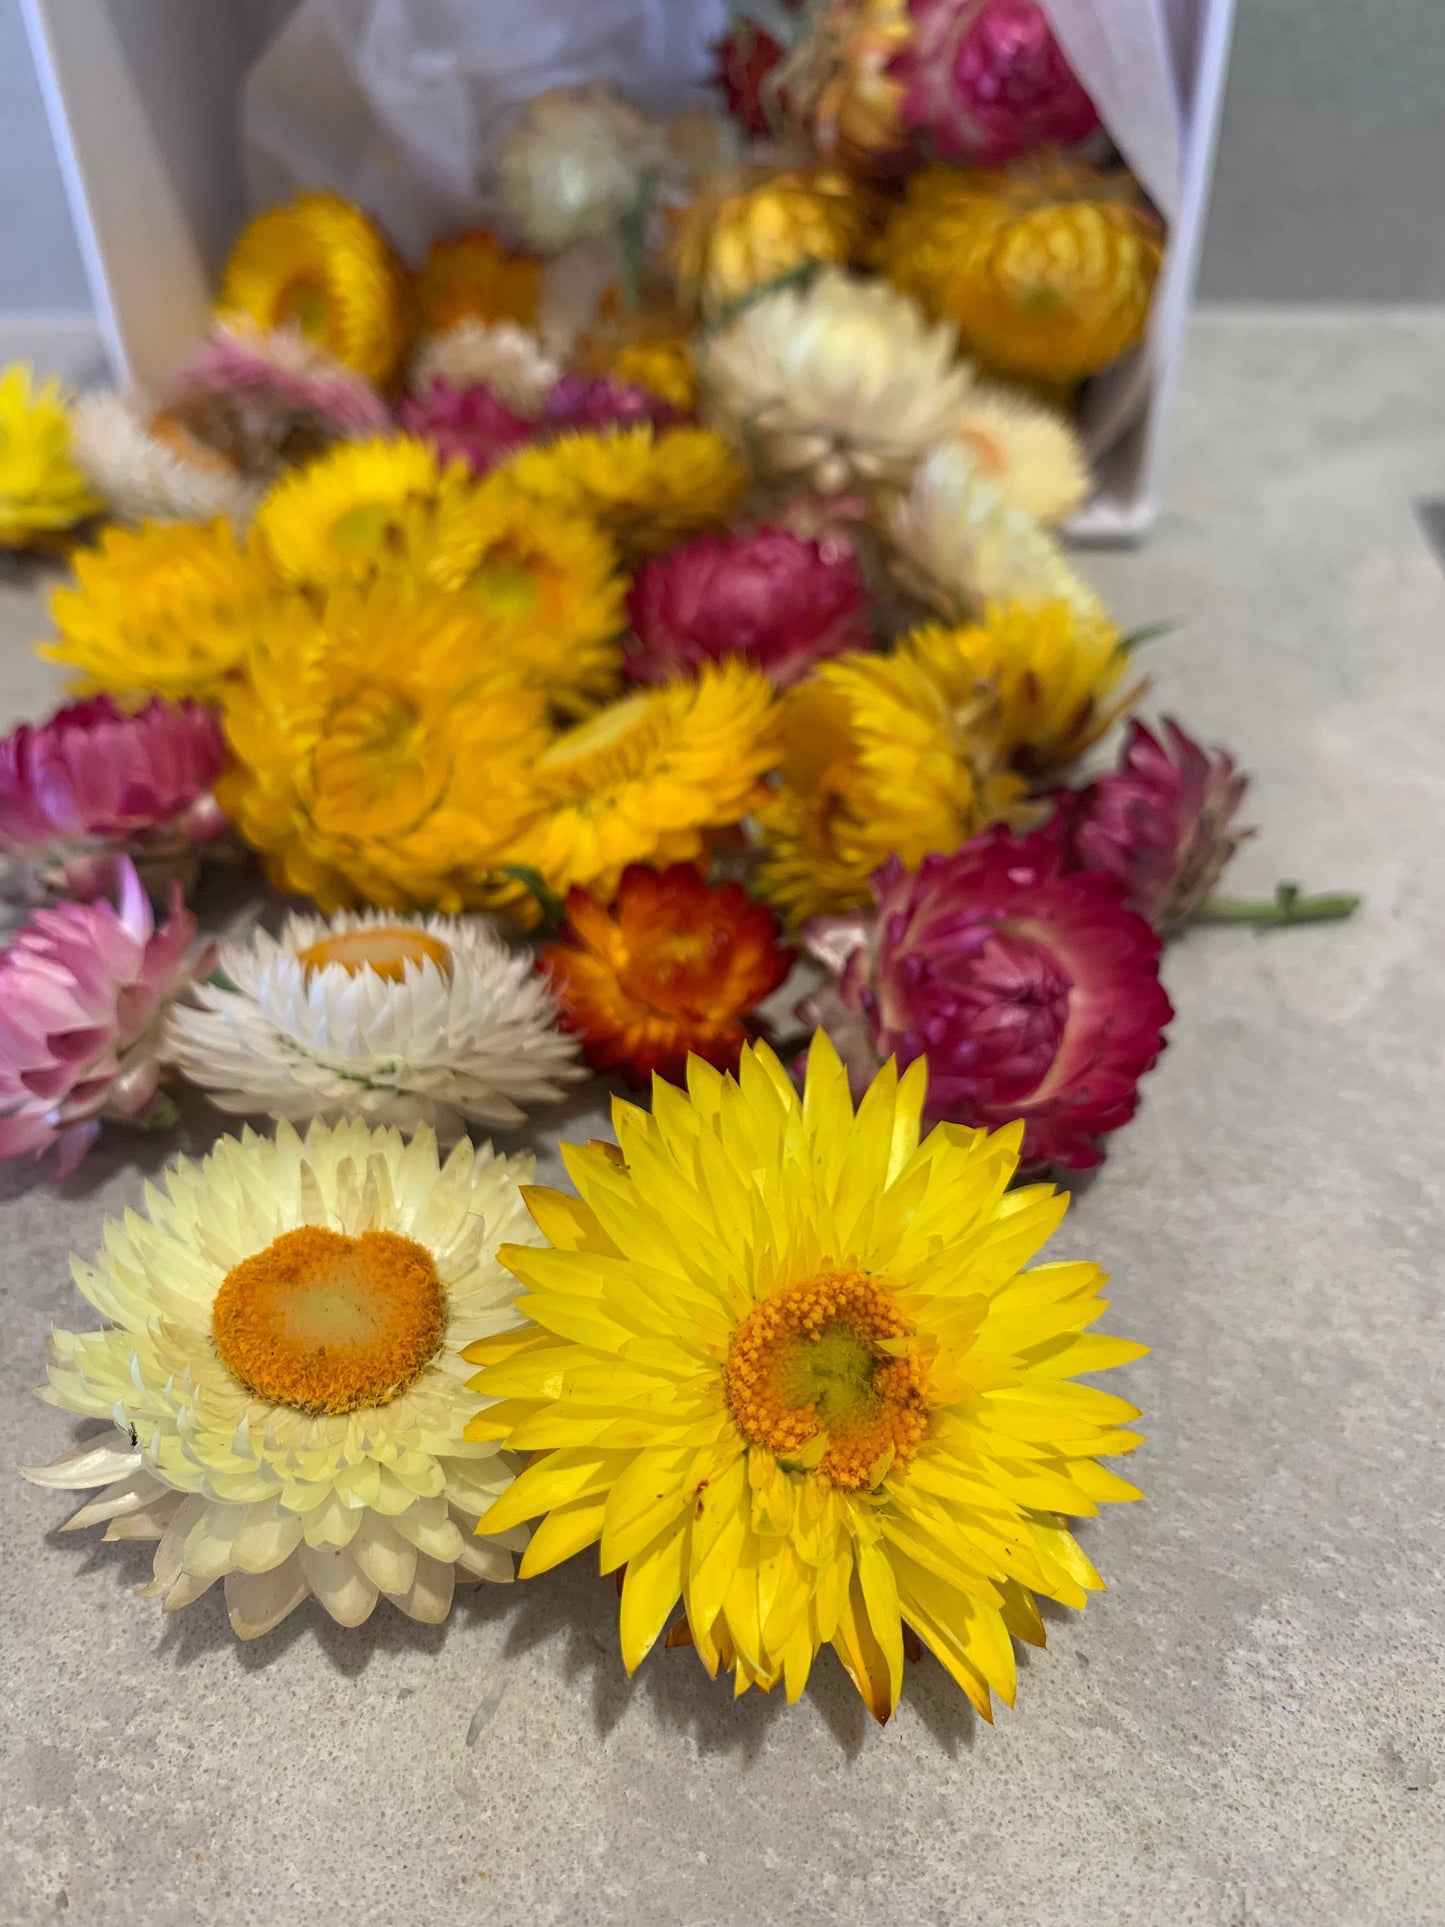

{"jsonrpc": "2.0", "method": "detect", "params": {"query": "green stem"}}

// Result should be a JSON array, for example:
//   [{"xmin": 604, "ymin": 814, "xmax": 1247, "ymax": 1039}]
[
  {"xmin": 618, "ymin": 172, "xmax": 657, "ymax": 316},
  {"xmin": 702, "ymin": 260, "xmax": 819, "ymax": 334},
  {"xmin": 1120, "ymin": 618, "xmax": 1179, "ymax": 653},
  {"xmin": 496, "ymin": 864, "xmax": 566, "ymax": 935},
  {"xmin": 1194, "ymin": 881, "xmax": 1361, "ymax": 928}
]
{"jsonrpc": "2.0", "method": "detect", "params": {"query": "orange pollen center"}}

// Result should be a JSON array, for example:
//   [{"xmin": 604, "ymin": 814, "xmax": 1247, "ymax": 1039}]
[
  {"xmin": 212, "ymin": 1225, "xmax": 447, "ymax": 1415},
  {"xmin": 297, "ymin": 926, "xmax": 453, "ymax": 982},
  {"xmin": 724, "ymin": 1268, "xmax": 929, "ymax": 1490}
]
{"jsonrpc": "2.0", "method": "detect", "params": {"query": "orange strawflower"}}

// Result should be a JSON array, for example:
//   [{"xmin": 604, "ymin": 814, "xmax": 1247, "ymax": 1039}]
[
  {"xmin": 414, "ymin": 230, "xmax": 544, "ymax": 336},
  {"xmin": 542, "ymin": 863, "xmax": 793, "ymax": 1085}
]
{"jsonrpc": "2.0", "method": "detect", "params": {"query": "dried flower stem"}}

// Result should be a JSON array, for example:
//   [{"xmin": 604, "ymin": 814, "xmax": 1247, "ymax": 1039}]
[{"xmin": 1194, "ymin": 881, "xmax": 1361, "ymax": 928}]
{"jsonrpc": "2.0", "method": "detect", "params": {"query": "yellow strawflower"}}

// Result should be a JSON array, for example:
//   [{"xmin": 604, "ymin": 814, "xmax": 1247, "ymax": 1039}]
[
  {"xmin": 219, "ymin": 584, "xmax": 549, "ymax": 913},
  {"xmin": 502, "ymin": 664, "xmax": 778, "ymax": 900},
  {"xmin": 219, "ymin": 191, "xmax": 411, "ymax": 386},
  {"xmin": 669, "ymin": 164, "xmax": 876, "ymax": 319},
  {"xmin": 42, "ymin": 519, "xmax": 273, "ymax": 704},
  {"xmin": 904, "ymin": 601, "xmax": 1143, "ymax": 776},
  {"xmin": 253, "ymin": 436, "xmax": 445, "ymax": 589},
  {"xmin": 414, "ymin": 477, "xmax": 626, "ymax": 715},
  {"xmin": 0, "ymin": 364, "xmax": 99, "ymax": 548},
  {"xmin": 780, "ymin": 0, "xmax": 912, "ymax": 175},
  {"xmin": 755, "ymin": 648, "xmax": 1023, "ymax": 922},
  {"xmin": 501, "ymin": 425, "xmax": 747, "ymax": 557},
  {"xmin": 605, "ymin": 337, "xmax": 698, "ymax": 413},
  {"xmin": 879, "ymin": 160, "xmax": 1164, "ymax": 387},
  {"xmin": 467, "ymin": 1033, "xmax": 1145, "ymax": 1723}
]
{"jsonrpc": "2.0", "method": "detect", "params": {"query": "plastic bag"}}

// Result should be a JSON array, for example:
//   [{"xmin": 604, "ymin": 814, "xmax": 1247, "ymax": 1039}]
[{"xmin": 241, "ymin": 0, "xmax": 729, "ymax": 258}]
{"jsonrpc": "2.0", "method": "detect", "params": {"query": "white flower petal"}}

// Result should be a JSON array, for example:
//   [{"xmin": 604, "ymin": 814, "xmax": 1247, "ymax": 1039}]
[
  {"xmin": 225, "ymin": 1557, "xmax": 310, "ymax": 1638},
  {"xmin": 350, "ymin": 1514, "xmax": 418, "ymax": 1596},
  {"xmin": 300, "ymin": 1543, "xmax": 379, "ymax": 1627},
  {"xmin": 385, "ymin": 1549, "xmax": 456, "ymax": 1624},
  {"xmin": 22, "ymin": 1432, "xmax": 140, "ymax": 1489}
]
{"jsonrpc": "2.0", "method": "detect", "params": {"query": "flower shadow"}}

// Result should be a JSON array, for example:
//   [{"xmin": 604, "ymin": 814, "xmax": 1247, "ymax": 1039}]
[
  {"xmin": 484, "ymin": 1558, "xmax": 980, "ymax": 1759},
  {"xmin": 45, "ymin": 1508, "xmax": 978, "ymax": 1760}
]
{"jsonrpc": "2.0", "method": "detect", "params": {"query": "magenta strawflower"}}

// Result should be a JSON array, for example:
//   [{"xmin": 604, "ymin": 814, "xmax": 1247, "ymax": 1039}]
[
  {"xmin": 625, "ymin": 525, "xmax": 873, "ymax": 688},
  {"xmin": 800, "ymin": 824, "xmax": 1173, "ymax": 1171},
  {"xmin": 166, "ymin": 321, "xmax": 391, "ymax": 478},
  {"xmin": 1059, "ymin": 717, "xmax": 1252, "ymax": 933},
  {"xmin": 0, "ymin": 858, "xmax": 210, "ymax": 1177},
  {"xmin": 543, "ymin": 371, "xmax": 683, "ymax": 435},
  {"xmin": 0, "ymin": 696, "xmax": 227, "ymax": 896},
  {"xmin": 891, "ymin": 0, "xmax": 1100, "ymax": 166},
  {"xmin": 397, "ymin": 378, "xmax": 536, "ymax": 475}
]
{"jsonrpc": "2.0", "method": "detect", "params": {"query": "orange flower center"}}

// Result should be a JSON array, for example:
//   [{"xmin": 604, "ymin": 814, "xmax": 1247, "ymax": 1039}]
[
  {"xmin": 724, "ymin": 1268, "xmax": 929, "ymax": 1489},
  {"xmin": 298, "ymin": 926, "xmax": 453, "ymax": 982},
  {"xmin": 212, "ymin": 1226, "xmax": 447, "ymax": 1415}
]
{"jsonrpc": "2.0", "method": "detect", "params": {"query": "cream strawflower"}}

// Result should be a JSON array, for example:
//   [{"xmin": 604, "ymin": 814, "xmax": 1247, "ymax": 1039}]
[
  {"xmin": 887, "ymin": 441, "xmax": 1105, "ymax": 625},
  {"xmin": 165, "ymin": 910, "xmax": 584, "ymax": 1134},
  {"xmin": 949, "ymin": 383, "xmax": 1090, "ymax": 525},
  {"xmin": 701, "ymin": 268, "xmax": 973, "ymax": 494},
  {"xmin": 409, "ymin": 321, "xmax": 560, "ymax": 413},
  {"xmin": 24, "ymin": 1118, "xmax": 538, "ymax": 1638},
  {"xmin": 69, "ymin": 390, "xmax": 259, "ymax": 525},
  {"xmin": 498, "ymin": 85, "xmax": 666, "ymax": 253}
]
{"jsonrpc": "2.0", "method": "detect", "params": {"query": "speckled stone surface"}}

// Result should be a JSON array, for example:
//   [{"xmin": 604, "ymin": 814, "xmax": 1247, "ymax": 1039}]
[{"xmin": 1, "ymin": 309, "xmax": 1442, "ymax": 1927}]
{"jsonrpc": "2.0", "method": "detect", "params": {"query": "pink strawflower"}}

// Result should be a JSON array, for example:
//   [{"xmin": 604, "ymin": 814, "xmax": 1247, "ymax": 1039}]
[
  {"xmin": 398, "ymin": 377, "xmax": 536, "ymax": 475},
  {"xmin": 800, "ymin": 824, "xmax": 1173, "ymax": 1171},
  {"xmin": 1058, "ymin": 717, "xmax": 1252, "ymax": 933},
  {"xmin": 625, "ymin": 526, "xmax": 873, "ymax": 688},
  {"xmin": 891, "ymin": 0, "xmax": 1100, "ymax": 166},
  {"xmin": 0, "ymin": 858, "xmax": 211, "ymax": 1177},
  {"xmin": 542, "ymin": 371, "xmax": 683, "ymax": 435},
  {"xmin": 167, "ymin": 321, "xmax": 391, "ymax": 477},
  {"xmin": 0, "ymin": 698, "xmax": 227, "ymax": 893}
]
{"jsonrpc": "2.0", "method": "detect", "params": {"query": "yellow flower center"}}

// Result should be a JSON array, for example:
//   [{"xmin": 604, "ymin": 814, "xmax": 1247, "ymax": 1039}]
[
  {"xmin": 212, "ymin": 1225, "xmax": 447, "ymax": 1415},
  {"xmin": 275, "ymin": 274, "xmax": 334, "ymax": 342},
  {"xmin": 310, "ymin": 687, "xmax": 447, "ymax": 836},
  {"xmin": 471, "ymin": 547, "xmax": 544, "ymax": 620},
  {"xmin": 724, "ymin": 1268, "xmax": 930, "ymax": 1489},
  {"xmin": 297, "ymin": 926, "xmax": 453, "ymax": 982},
  {"xmin": 329, "ymin": 499, "xmax": 403, "ymax": 553}
]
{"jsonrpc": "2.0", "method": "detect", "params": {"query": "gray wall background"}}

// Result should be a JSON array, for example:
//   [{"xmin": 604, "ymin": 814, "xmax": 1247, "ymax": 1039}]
[{"xmin": 1, "ymin": 0, "xmax": 1443, "ymax": 317}]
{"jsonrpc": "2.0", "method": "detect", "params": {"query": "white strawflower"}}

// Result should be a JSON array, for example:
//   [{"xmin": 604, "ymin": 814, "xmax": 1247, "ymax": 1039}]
[
  {"xmin": 498, "ymin": 84, "xmax": 665, "ymax": 253},
  {"xmin": 70, "ymin": 390, "xmax": 259, "ymax": 525},
  {"xmin": 409, "ymin": 320, "xmax": 559, "ymax": 413},
  {"xmin": 164, "ymin": 910, "xmax": 584, "ymax": 1135},
  {"xmin": 24, "ymin": 1118, "xmax": 539, "ymax": 1637},
  {"xmin": 700, "ymin": 268, "xmax": 974, "ymax": 495},
  {"xmin": 887, "ymin": 441, "xmax": 1106, "ymax": 625}
]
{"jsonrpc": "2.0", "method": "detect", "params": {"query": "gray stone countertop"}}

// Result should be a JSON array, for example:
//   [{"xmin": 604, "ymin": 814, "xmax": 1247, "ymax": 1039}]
[{"xmin": 0, "ymin": 308, "xmax": 1442, "ymax": 1926}]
